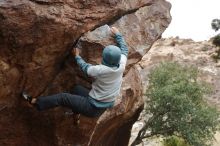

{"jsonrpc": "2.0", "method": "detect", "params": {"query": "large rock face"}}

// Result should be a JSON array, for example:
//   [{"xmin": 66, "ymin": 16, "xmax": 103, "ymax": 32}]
[
  {"xmin": 0, "ymin": 0, "xmax": 171, "ymax": 145},
  {"xmin": 79, "ymin": 1, "xmax": 171, "ymax": 70}
]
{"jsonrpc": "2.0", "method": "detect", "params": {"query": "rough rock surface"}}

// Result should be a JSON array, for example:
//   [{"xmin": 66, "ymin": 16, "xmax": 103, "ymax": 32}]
[
  {"xmin": 0, "ymin": 0, "xmax": 171, "ymax": 145},
  {"xmin": 131, "ymin": 37, "xmax": 220, "ymax": 146},
  {"xmin": 79, "ymin": 0, "xmax": 171, "ymax": 70}
]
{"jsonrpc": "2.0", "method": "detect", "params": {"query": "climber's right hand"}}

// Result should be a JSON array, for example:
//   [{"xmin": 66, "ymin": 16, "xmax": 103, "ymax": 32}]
[
  {"xmin": 72, "ymin": 47, "xmax": 80, "ymax": 56},
  {"xmin": 110, "ymin": 27, "xmax": 120, "ymax": 35}
]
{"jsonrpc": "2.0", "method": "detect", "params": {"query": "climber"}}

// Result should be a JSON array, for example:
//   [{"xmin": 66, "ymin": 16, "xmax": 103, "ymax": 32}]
[{"xmin": 22, "ymin": 27, "xmax": 128, "ymax": 118}]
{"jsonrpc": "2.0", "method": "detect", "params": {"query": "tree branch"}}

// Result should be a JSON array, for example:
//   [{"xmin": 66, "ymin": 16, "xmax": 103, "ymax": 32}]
[{"xmin": 130, "ymin": 111, "xmax": 167, "ymax": 146}]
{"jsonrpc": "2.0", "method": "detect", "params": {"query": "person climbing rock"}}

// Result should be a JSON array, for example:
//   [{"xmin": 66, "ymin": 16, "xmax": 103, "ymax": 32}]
[{"xmin": 22, "ymin": 27, "xmax": 128, "ymax": 119}]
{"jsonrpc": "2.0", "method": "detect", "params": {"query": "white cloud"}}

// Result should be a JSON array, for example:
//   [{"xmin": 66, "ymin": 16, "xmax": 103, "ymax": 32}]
[{"xmin": 163, "ymin": 0, "xmax": 220, "ymax": 41}]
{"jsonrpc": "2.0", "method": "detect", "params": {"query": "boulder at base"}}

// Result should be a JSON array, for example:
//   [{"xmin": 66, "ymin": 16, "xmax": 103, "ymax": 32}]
[{"xmin": 0, "ymin": 0, "xmax": 171, "ymax": 145}]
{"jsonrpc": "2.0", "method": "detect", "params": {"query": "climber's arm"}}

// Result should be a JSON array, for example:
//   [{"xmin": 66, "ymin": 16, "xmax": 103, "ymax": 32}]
[
  {"xmin": 115, "ymin": 33, "xmax": 128, "ymax": 57},
  {"xmin": 75, "ymin": 56, "xmax": 102, "ymax": 77},
  {"xmin": 111, "ymin": 27, "xmax": 128, "ymax": 57},
  {"xmin": 75, "ymin": 55, "xmax": 92, "ymax": 75},
  {"xmin": 73, "ymin": 48, "xmax": 100, "ymax": 77},
  {"xmin": 72, "ymin": 47, "xmax": 91, "ymax": 75}
]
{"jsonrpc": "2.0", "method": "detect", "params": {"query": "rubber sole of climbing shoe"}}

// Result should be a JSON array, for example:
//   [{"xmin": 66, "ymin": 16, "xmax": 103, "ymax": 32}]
[{"xmin": 22, "ymin": 91, "xmax": 33, "ymax": 104}]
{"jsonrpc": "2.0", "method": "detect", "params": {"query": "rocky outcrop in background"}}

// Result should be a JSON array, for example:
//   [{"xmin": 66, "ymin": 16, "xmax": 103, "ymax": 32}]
[
  {"xmin": 0, "ymin": 0, "xmax": 171, "ymax": 145},
  {"xmin": 139, "ymin": 37, "xmax": 220, "ymax": 107}
]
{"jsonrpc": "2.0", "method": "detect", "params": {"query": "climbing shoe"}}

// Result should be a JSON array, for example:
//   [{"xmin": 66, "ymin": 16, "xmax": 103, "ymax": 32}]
[{"xmin": 22, "ymin": 91, "xmax": 32, "ymax": 104}]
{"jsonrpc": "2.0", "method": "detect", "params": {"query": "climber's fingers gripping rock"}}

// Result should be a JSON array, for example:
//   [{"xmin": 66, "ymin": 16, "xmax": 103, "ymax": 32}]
[
  {"xmin": 110, "ymin": 27, "xmax": 120, "ymax": 35},
  {"xmin": 72, "ymin": 47, "xmax": 80, "ymax": 57}
]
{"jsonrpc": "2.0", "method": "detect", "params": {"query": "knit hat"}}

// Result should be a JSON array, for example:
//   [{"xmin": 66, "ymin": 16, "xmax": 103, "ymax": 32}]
[{"xmin": 102, "ymin": 45, "xmax": 121, "ymax": 67}]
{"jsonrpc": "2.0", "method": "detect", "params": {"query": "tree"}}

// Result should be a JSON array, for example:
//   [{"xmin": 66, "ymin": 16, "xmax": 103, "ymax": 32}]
[
  {"xmin": 163, "ymin": 136, "xmax": 189, "ymax": 146},
  {"xmin": 211, "ymin": 19, "xmax": 220, "ymax": 32},
  {"xmin": 212, "ymin": 35, "xmax": 220, "ymax": 47},
  {"xmin": 211, "ymin": 19, "xmax": 220, "ymax": 60},
  {"xmin": 131, "ymin": 62, "xmax": 219, "ymax": 146}
]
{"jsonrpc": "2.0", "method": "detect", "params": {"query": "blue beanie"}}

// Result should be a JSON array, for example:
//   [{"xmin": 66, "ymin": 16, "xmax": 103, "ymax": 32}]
[{"xmin": 102, "ymin": 45, "xmax": 121, "ymax": 67}]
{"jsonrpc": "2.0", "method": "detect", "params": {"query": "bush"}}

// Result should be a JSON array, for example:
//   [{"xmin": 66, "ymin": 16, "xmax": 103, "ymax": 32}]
[
  {"xmin": 131, "ymin": 62, "xmax": 220, "ymax": 146},
  {"xmin": 163, "ymin": 136, "xmax": 189, "ymax": 146},
  {"xmin": 212, "ymin": 35, "xmax": 220, "ymax": 47},
  {"xmin": 211, "ymin": 19, "xmax": 220, "ymax": 60},
  {"xmin": 211, "ymin": 35, "xmax": 220, "ymax": 61},
  {"xmin": 211, "ymin": 19, "xmax": 220, "ymax": 32}
]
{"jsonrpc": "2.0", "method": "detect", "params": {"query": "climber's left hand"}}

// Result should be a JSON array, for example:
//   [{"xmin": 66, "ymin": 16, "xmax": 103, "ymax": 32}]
[{"xmin": 72, "ymin": 47, "xmax": 80, "ymax": 56}]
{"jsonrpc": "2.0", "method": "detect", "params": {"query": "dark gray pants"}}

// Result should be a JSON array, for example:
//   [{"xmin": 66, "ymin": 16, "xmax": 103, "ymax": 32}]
[{"xmin": 35, "ymin": 85, "xmax": 106, "ymax": 117}]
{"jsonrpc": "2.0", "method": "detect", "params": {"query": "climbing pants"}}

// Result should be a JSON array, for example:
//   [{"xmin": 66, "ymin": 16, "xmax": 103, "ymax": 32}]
[{"xmin": 35, "ymin": 85, "xmax": 106, "ymax": 117}]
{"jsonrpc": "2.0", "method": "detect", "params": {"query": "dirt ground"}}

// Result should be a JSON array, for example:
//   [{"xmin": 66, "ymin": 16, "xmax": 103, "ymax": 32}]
[{"xmin": 213, "ymin": 132, "xmax": 220, "ymax": 146}]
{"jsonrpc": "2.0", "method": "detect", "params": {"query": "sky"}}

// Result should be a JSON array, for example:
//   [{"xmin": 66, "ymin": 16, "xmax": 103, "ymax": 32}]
[{"xmin": 163, "ymin": 0, "xmax": 220, "ymax": 41}]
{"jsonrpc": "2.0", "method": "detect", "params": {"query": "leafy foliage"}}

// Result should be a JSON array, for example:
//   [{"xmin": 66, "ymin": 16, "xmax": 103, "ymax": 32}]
[
  {"xmin": 211, "ymin": 19, "xmax": 220, "ymax": 60},
  {"xmin": 212, "ymin": 35, "xmax": 220, "ymax": 47},
  {"xmin": 212, "ymin": 35, "xmax": 220, "ymax": 60},
  {"xmin": 131, "ymin": 62, "xmax": 220, "ymax": 146},
  {"xmin": 163, "ymin": 136, "xmax": 190, "ymax": 146},
  {"xmin": 211, "ymin": 19, "xmax": 220, "ymax": 32}
]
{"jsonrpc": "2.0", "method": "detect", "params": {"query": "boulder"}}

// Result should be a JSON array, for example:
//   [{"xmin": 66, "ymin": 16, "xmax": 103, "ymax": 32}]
[
  {"xmin": 78, "ymin": 0, "xmax": 171, "ymax": 70},
  {"xmin": 0, "ymin": 0, "xmax": 171, "ymax": 145},
  {"xmin": 0, "ymin": 0, "xmax": 153, "ymax": 99}
]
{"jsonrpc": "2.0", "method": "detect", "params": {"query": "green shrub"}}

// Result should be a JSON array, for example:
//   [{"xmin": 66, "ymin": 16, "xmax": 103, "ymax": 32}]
[
  {"xmin": 212, "ymin": 35, "xmax": 220, "ymax": 47},
  {"xmin": 131, "ymin": 62, "xmax": 220, "ymax": 146},
  {"xmin": 163, "ymin": 136, "xmax": 190, "ymax": 146},
  {"xmin": 211, "ymin": 19, "xmax": 220, "ymax": 32},
  {"xmin": 211, "ymin": 19, "xmax": 220, "ymax": 60}
]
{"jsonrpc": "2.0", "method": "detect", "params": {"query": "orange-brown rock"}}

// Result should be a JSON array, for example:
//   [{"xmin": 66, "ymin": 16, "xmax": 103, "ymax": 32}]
[
  {"xmin": 79, "ymin": 0, "xmax": 171, "ymax": 70},
  {"xmin": 0, "ymin": 0, "xmax": 171, "ymax": 145}
]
